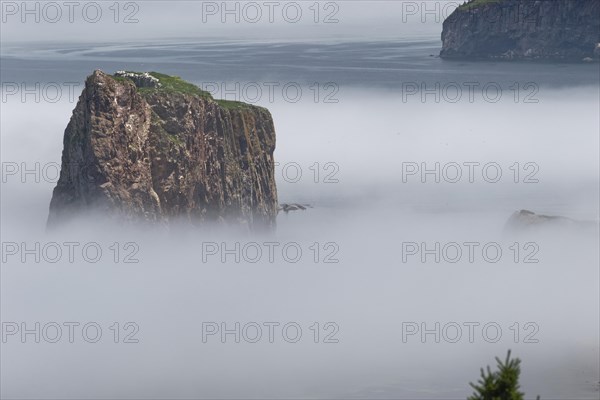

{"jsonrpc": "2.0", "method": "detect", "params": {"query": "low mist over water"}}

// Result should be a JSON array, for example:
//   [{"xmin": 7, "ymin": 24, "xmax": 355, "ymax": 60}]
[{"xmin": 2, "ymin": 23, "xmax": 599, "ymax": 400}]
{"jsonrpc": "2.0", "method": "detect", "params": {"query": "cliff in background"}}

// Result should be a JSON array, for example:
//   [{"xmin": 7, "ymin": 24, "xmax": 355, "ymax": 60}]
[
  {"xmin": 48, "ymin": 70, "xmax": 278, "ymax": 230},
  {"xmin": 440, "ymin": 0, "xmax": 600, "ymax": 61}
]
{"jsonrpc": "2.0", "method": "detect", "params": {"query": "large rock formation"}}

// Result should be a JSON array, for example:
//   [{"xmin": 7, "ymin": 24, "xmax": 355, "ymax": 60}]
[
  {"xmin": 440, "ymin": 0, "xmax": 600, "ymax": 61},
  {"xmin": 48, "ymin": 70, "xmax": 278, "ymax": 230}
]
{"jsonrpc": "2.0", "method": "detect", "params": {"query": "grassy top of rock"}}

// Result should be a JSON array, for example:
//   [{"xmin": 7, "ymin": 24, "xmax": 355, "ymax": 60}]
[
  {"xmin": 112, "ymin": 71, "xmax": 213, "ymax": 98},
  {"xmin": 111, "ymin": 71, "xmax": 263, "ymax": 110},
  {"xmin": 457, "ymin": 0, "xmax": 502, "ymax": 11}
]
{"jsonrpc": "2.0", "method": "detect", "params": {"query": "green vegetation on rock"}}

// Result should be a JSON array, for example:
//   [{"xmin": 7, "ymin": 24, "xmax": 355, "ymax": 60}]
[
  {"xmin": 458, "ymin": 0, "xmax": 502, "ymax": 11},
  {"xmin": 112, "ymin": 71, "xmax": 213, "ymax": 99},
  {"xmin": 111, "ymin": 75, "xmax": 130, "ymax": 84},
  {"xmin": 215, "ymin": 99, "xmax": 255, "ymax": 110},
  {"xmin": 148, "ymin": 109, "xmax": 185, "ymax": 148},
  {"xmin": 147, "ymin": 72, "xmax": 213, "ymax": 98},
  {"xmin": 111, "ymin": 71, "xmax": 270, "ymax": 112}
]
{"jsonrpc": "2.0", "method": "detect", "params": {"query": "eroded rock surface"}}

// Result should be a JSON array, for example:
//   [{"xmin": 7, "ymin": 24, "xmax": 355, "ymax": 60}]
[{"xmin": 48, "ymin": 70, "xmax": 278, "ymax": 230}]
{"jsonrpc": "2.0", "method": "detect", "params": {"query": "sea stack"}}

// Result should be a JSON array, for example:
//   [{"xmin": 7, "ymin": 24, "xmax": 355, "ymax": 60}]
[{"xmin": 48, "ymin": 70, "xmax": 278, "ymax": 230}]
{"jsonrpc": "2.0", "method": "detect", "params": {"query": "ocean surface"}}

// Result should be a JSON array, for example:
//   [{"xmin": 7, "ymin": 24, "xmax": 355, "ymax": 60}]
[
  {"xmin": 1, "ymin": 38, "xmax": 599, "ymax": 399},
  {"xmin": 2, "ymin": 38, "xmax": 600, "ymax": 87}
]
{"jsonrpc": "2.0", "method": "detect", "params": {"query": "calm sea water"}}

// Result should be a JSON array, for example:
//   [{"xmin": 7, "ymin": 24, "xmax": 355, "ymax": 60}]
[{"xmin": 2, "ymin": 39, "xmax": 599, "ymax": 87}]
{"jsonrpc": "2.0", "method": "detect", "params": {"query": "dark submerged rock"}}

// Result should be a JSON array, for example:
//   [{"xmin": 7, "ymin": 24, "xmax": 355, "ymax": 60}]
[{"xmin": 504, "ymin": 209, "xmax": 597, "ymax": 233}]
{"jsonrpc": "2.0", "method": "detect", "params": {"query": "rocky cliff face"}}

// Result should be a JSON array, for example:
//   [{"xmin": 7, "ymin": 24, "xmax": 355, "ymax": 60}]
[
  {"xmin": 48, "ymin": 70, "xmax": 278, "ymax": 230},
  {"xmin": 440, "ymin": 0, "xmax": 600, "ymax": 61}
]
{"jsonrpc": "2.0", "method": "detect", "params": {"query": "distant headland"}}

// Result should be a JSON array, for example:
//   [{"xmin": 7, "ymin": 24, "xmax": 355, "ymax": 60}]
[{"xmin": 440, "ymin": 0, "xmax": 600, "ymax": 62}]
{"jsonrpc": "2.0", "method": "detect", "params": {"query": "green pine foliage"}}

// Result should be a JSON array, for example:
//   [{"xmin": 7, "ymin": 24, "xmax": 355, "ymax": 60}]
[{"xmin": 468, "ymin": 350, "xmax": 540, "ymax": 400}]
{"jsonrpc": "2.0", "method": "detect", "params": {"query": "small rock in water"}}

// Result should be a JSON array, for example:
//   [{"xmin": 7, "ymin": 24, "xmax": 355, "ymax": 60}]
[
  {"xmin": 278, "ymin": 203, "xmax": 312, "ymax": 213},
  {"xmin": 504, "ymin": 209, "xmax": 597, "ymax": 233}
]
